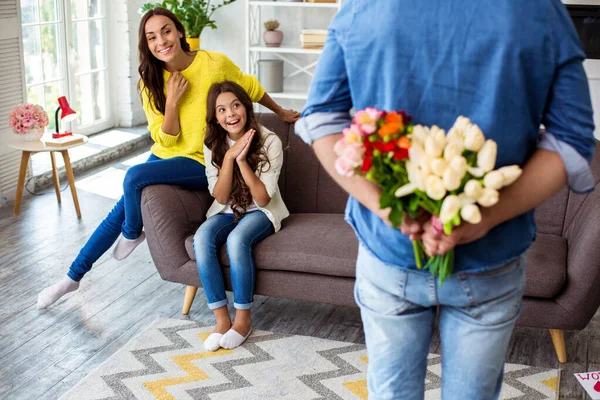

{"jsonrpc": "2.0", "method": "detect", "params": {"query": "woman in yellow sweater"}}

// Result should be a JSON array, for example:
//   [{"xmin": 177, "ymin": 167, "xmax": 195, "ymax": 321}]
[{"xmin": 37, "ymin": 7, "xmax": 298, "ymax": 309}]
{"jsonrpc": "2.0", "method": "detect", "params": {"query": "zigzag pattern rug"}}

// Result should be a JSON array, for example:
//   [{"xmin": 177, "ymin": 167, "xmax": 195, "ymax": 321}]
[{"xmin": 60, "ymin": 317, "xmax": 559, "ymax": 400}]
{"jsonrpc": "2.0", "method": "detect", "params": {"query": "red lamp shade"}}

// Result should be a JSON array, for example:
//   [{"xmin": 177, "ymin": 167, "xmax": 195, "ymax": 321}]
[{"xmin": 54, "ymin": 96, "xmax": 77, "ymax": 138}]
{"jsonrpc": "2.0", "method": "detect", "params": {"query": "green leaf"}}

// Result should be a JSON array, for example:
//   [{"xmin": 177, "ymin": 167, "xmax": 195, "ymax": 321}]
[{"xmin": 389, "ymin": 202, "xmax": 404, "ymax": 228}]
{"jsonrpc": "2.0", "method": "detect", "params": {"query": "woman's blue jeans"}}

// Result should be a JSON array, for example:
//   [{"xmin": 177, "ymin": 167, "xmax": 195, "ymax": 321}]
[
  {"xmin": 355, "ymin": 244, "xmax": 526, "ymax": 400},
  {"xmin": 67, "ymin": 154, "xmax": 208, "ymax": 281},
  {"xmin": 193, "ymin": 211, "xmax": 274, "ymax": 310}
]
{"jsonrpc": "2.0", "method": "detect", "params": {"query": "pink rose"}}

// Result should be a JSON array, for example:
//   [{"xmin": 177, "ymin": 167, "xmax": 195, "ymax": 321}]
[
  {"xmin": 341, "ymin": 143, "xmax": 365, "ymax": 168},
  {"xmin": 335, "ymin": 157, "xmax": 355, "ymax": 177}
]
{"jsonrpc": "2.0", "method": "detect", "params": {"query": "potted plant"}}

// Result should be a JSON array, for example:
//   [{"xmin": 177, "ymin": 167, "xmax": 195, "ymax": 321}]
[
  {"xmin": 263, "ymin": 20, "xmax": 283, "ymax": 48},
  {"xmin": 8, "ymin": 103, "xmax": 49, "ymax": 141},
  {"xmin": 139, "ymin": 0, "xmax": 237, "ymax": 50}
]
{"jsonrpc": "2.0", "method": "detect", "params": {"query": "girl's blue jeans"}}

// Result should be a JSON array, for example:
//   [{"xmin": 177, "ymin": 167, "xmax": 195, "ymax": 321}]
[
  {"xmin": 67, "ymin": 154, "xmax": 208, "ymax": 281},
  {"xmin": 193, "ymin": 211, "xmax": 274, "ymax": 310},
  {"xmin": 355, "ymin": 244, "xmax": 526, "ymax": 400}
]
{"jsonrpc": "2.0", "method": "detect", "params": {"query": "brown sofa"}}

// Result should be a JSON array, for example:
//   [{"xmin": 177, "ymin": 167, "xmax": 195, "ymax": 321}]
[{"xmin": 141, "ymin": 113, "xmax": 600, "ymax": 363}]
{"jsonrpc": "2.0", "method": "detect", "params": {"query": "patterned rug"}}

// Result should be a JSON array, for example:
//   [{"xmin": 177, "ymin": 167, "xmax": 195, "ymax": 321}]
[{"xmin": 60, "ymin": 317, "xmax": 559, "ymax": 400}]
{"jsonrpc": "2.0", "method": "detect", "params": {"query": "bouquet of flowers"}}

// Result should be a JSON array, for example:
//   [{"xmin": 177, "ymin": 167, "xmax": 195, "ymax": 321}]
[
  {"xmin": 8, "ymin": 103, "xmax": 49, "ymax": 135},
  {"xmin": 334, "ymin": 109, "xmax": 523, "ymax": 284}
]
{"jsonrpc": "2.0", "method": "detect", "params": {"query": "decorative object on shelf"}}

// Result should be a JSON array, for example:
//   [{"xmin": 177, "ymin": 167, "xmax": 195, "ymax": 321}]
[
  {"xmin": 263, "ymin": 20, "xmax": 283, "ymax": 47},
  {"xmin": 7, "ymin": 103, "xmax": 49, "ymax": 142},
  {"xmin": 54, "ymin": 96, "xmax": 78, "ymax": 139},
  {"xmin": 258, "ymin": 59, "xmax": 284, "ymax": 92},
  {"xmin": 300, "ymin": 29, "xmax": 327, "ymax": 49},
  {"xmin": 139, "ymin": 0, "xmax": 237, "ymax": 49}
]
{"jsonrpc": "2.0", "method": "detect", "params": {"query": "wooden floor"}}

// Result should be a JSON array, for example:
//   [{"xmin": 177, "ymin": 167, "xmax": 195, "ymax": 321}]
[{"xmin": 0, "ymin": 162, "xmax": 598, "ymax": 400}]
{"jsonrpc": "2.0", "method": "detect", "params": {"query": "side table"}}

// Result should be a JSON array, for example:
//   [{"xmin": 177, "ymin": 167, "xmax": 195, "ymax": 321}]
[{"xmin": 6, "ymin": 136, "xmax": 89, "ymax": 218}]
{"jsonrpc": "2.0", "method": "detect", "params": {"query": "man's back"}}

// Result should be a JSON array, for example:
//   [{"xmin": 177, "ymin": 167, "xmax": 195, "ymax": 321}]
[{"xmin": 302, "ymin": 0, "xmax": 595, "ymax": 271}]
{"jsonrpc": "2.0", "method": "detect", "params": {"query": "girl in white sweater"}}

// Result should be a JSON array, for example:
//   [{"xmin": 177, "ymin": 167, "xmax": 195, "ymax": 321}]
[{"xmin": 194, "ymin": 81, "xmax": 289, "ymax": 351}]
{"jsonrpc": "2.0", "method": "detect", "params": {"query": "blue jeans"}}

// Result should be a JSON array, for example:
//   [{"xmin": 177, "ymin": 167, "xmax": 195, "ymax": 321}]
[
  {"xmin": 355, "ymin": 244, "xmax": 526, "ymax": 400},
  {"xmin": 67, "ymin": 154, "xmax": 208, "ymax": 281},
  {"xmin": 193, "ymin": 211, "xmax": 274, "ymax": 310}
]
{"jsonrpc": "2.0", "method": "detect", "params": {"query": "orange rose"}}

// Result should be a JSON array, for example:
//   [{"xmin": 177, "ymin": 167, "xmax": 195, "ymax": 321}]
[{"xmin": 397, "ymin": 135, "xmax": 410, "ymax": 149}]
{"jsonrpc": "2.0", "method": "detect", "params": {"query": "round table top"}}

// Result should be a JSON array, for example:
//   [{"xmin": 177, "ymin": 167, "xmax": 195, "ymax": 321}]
[{"xmin": 6, "ymin": 134, "xmax": 89, "ymax": 152}]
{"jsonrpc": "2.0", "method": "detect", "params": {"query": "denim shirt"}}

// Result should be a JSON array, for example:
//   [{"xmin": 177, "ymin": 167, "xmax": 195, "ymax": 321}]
[{"xmin": 295, "ymin": 0, "xmax": 596, "ymax": 272}]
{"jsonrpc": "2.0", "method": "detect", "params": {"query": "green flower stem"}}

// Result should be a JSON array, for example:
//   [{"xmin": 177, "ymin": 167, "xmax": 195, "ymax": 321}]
[
  {"xmin": 443, "ymin": 221, "xmax": 453, "ymax": 235},
  {"xmin": 413, "ymin": 240, "xmax": 423, "ymax": 270}
]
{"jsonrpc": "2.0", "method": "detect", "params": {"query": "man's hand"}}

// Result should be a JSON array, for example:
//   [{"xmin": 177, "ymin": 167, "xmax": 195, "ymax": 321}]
[{"xmin": 421, "ymin": 211, "xmax": 492, "ymax": 256}]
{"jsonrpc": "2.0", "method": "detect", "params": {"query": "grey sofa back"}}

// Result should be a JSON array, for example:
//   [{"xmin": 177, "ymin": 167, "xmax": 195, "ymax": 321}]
[{"xmin": 257, "ymin": 113, "xmax": 348, "ymax": 214}]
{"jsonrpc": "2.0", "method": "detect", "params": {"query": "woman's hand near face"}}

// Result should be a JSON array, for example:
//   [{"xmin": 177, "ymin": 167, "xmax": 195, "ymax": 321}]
[
  {"xmin": 165, "ymin": 72, "xmax": 189, "ymax": 106},
  {"xmin": 226, "ymin": 129, "xmax": 254, "ymax": 161}
]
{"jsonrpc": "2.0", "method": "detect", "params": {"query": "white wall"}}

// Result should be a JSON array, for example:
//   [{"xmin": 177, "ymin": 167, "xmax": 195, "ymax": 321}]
[{"xmin": 583, "ymin": 60, "xmax": 600, "ymax": 140}]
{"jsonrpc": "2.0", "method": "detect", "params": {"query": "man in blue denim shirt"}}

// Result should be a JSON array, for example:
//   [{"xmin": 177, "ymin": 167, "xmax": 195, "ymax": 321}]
[{"xmin": 295, "ymin": 1, "xmax": 595, "ymax": 399}]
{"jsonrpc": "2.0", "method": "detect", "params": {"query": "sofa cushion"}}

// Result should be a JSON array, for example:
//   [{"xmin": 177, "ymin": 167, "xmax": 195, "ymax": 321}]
[
  {"xmin": 185, "ymin": 213, "xmax": 358, "ymax": 278},
  {"xmin": 524, "ymin": 233, "xmax": 567, "ymax": 298}
]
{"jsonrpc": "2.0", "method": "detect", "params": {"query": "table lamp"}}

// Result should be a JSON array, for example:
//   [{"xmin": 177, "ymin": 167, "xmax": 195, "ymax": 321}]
[{"xmin": 53, "ymin": 96, "xmax": 77, "ymax": 139}]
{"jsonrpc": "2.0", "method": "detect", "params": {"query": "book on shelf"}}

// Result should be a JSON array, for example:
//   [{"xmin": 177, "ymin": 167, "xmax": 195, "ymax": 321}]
[
  {"xmin": 301, "ymin": 43, "xmax": 325, "ymax": 49},
  {"xmin": 45, "ymin": 133, "xmax": 85, "ymax": 147},
  {"xmin": 300, "ymin": 29, "xmax": 328, "ymax": 41}
]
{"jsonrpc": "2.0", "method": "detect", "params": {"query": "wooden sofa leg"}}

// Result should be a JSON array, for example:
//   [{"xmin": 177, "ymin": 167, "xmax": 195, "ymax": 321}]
[
  {"xmin": 549, "ymin": 329, "xmax": 567, "ymax": 364},
  {"xmin": 182, "ymin": 286, "xmax": 198, "ymax": 316}
]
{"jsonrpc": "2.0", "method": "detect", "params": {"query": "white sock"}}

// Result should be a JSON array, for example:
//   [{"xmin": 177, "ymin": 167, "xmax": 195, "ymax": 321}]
[
  {"xmin": 220, "ymin": 328, "xmax": 252, "ymax": 349},
  {"xmin": 113, "ymin": 232, "xmax": 146, "ymax": 260},
  {"xmin": 37, "ymin": 276, "xmax": 80, "ymax": 309},
  {"xmin": 204, "ymin": 333, "xmax": 223, "ymax": 352}
]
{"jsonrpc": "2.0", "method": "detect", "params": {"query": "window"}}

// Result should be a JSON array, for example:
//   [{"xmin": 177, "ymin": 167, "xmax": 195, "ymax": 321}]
[{"xmin": 21, "ymin": 0, "xmax": 111, "ymax": 135}]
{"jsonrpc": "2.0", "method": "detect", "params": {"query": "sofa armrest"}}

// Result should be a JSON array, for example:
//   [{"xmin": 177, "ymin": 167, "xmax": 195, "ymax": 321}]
[
  {"xmin": 555, "ymin": 184, "xmax": 600, "ymax": 328},
  {"xmin": 141, "ymin": 185, "xmax": 212, "ymax": 281}
]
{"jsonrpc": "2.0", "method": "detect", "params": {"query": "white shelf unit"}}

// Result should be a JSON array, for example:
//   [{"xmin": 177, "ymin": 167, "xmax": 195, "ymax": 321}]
[{"xmin": 246, "ymin": 0, "xmax": 342, "ymax": 104}]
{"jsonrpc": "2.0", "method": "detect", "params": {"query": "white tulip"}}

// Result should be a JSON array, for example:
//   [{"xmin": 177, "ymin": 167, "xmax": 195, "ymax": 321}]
[
  {"xmin": 431, "ymin": 158, "xmax": 448, "ymax": 177},
  {"xmin": 409, "ymin": 142, "xmax": 424, "ymax": 164},
  {"xmin": 426, "ymin": 175, "xmax": 446, "ymax": 200},
  {"xmin": 464, "ymin": 123, "xmax": 485, "ymax": 152},
  {"xmin": 419, "ymin": 154, "xmax": 434, "ymax": 175},
  {"xmin": 425, "ymin": 136, "xmax": 444, "ymax": 158},
  {"xmin": 477, "ymin": 140, "xmax": 497, "ymax": 172},
  {"xmin": 461, "ymin": 203, "xmax": 482, "ymax": 224},
  {"xmin": 431, "ymin": 125, "xmax": 447, "ymax": 149},
  {"xmin": 443, "ymin": 167, "xmax": 462, "ymax": 191},
  {"xmin": 406, "ymin": 160, "xmax": 420, "ymax": 184},
  {"xmin": 416, "ymin": 169, "xmax": 429, "ymax": 191},
  {"xmin": 464, "ymin": 179, "xmax": 484, "ymax": 199},
  {"xmin": 449, "ymin": 156, "xmax": 468, "ymax": 178},
  {"xmin": 458, "ymin": 193, "xmax": 477, "ymax": 207},
  {"xmin": 440, "ymin": 195, "xmax": 461, "ymax": 224},
  {"xmin": 477, "ymin": 187, "xmax": 499, "ymax": 207},
  {"xmin": 395, "ymin": 183, "xmax": 417, "ymax": 198},
  {"xmin": 466, "ymin": 166, "xmax": 485, "ymax": 177},
  {"xmin": 444, "ymin": 142, "xmax": 464, "ymax": 161},
  {"xmin": 497, "ymin": 165, "xmax": 523, "ymax": 187},
  {"xmin": 446, "ymin": 128, "xmax": 464, "ymax": 146},
  {"xmin": 412, "ymin": 125, "xmax": 429, "ymax": 145},
  {"xmin": 483, "ymin": 170, "xmax": 504, "ymax": 190},
  {"xmin": 452, "ymin": 115, "xmax": 471, "ymax": 132}
]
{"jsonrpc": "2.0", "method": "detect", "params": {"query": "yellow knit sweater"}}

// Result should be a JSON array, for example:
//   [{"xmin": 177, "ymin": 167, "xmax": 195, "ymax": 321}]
[{"xmin": 141, "ymin": 51, "xmax": 265, "ymax": 165}]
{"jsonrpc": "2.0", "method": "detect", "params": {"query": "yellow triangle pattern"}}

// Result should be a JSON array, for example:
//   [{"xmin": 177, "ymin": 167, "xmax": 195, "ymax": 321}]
[
  {"xmin": 143, "ymin": 332, "xmax": 232, "ymax": 400},
  {"xmin": 542, "ymin": 376, "xmax": 558, "ymax": 391},
  {"xmin": 342, "ymin": 353, "xmax": 369, "ymax": 399}
]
